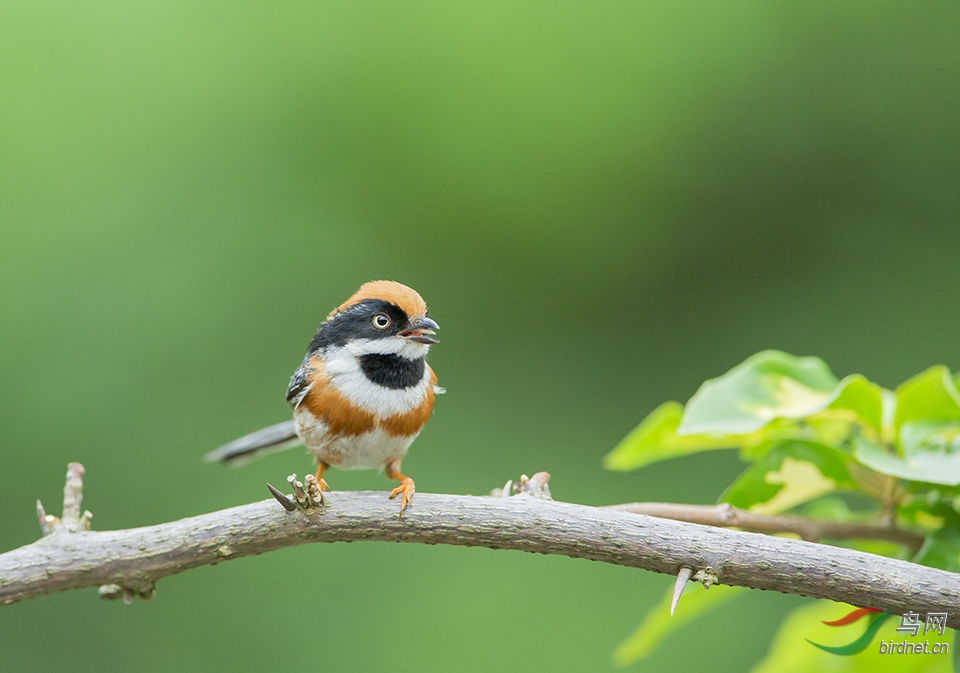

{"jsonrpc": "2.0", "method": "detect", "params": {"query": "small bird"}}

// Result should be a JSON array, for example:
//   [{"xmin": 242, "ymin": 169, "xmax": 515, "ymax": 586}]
[{"xmin": 205, "ymin": 280, "xmax": 442, "ymax": 515}]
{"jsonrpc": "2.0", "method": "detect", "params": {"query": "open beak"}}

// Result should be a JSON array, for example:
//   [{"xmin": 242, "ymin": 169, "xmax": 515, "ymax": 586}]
[{"xmin": 399, "ymin": 316, "xmax": 440, "ymax": 344}]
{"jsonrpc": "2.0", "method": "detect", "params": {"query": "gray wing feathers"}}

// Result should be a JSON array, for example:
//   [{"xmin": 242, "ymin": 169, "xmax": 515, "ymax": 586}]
[
  {"xmin": 286, "ymin": 360, "xmax": 314, "ymax": 408},
  {"xmin": 204, "ymin": 419, "xmax": 302, "ymax": 466}
]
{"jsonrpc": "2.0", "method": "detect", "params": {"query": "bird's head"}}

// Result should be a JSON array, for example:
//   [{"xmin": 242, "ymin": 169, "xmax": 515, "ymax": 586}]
[{"xmin": 310, "ymin": 280, "xmax": 439, "ymax": 359}]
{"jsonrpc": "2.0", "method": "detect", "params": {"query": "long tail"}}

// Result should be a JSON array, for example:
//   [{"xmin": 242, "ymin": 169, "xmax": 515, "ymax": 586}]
[{"xmin": 204, "ymin": 419, "xmax": 302, "ymax": 466}]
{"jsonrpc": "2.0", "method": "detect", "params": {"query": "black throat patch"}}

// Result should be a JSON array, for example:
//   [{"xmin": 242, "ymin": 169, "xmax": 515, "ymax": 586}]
[{"xmin": 358, "ymin": 354, "xmax": 425, "ymax": 390}]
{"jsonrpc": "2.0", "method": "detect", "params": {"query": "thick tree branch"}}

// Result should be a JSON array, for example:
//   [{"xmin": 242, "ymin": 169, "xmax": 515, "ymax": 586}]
[{"xmin": 1, "ymin": 465, "xmax": 959, "ymax": 625}]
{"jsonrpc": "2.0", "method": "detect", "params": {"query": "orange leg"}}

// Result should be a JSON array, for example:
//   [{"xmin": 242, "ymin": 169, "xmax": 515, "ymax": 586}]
[
  {"xmin": 314, "ymin": 461, "xmax": 331, "ymax": 491},
  {"xmin": 385, "ymin": 459, "xmax": 415, "ymax": 516}
]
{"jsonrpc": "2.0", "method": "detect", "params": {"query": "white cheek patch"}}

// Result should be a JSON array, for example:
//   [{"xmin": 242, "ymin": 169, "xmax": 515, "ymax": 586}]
[
  {"xmin": 322, "ymin": 346, "xmax": 432, "ymax": 416},
  {"xmin": 343, "ymin": 337, "xmax": 430, "ymax": 360}
]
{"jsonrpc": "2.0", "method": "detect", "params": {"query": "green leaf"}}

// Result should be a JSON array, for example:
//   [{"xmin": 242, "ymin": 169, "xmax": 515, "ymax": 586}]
[
  {"xmin": 612, "ymin": 582, "xmax": 744, "ymax": 666},
  {"xmin": 678, "ymin": 351, "xmax": 839, "ymax": 436},
  {"xmin": 895, "ymin": 366, "xmax": 960, "ymax": 429},
  {"xmin": 882, "ymin": 388, "xmax": 899, "ymax": 442},
  {"xmin": 603, "ymin": 401, "xmax": 737, "ymax": 471},
  {"xmin": 854, "ymin": 430, "xmax": 960, "ymax": 487},
  {"xmin": 721, "ymin": 440, "xmax": 857, "ymax": 513},
  {"xmin": 797, "ymin": 495, "xmax": 857, "ymax": 521},
  {"xmin": 914, "ymin": 527, "xmax": 960, "ymax": 573},
  {"xmin": 911, "ymin": 505, "xmax": 960, "ymax": 572},
  {"xmin": 751, "ymin": 601, "xmax": 953, "ymax": 673},
  {"xmin": 955, "ymin": 625, "xmax": 960, "ymax": 673},
  {"xmin": 824, "ymin": 375, "xmax": 884, "ymax": 435},
  {"xmin": 901, "ymin": 420, "xmax": 960, "ymax": 455},
  {"xmin": 607, "ymin": 355, "xmax": 887, "ymax": 473}
]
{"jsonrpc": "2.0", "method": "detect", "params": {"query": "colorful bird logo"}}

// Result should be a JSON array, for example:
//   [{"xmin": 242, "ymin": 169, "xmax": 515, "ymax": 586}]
[{"xmin": 806, "ymin": 607, "xmax": 892, "ymax": 655}]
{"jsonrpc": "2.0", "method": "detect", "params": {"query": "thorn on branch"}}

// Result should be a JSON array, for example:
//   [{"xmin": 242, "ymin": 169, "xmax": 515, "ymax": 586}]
[
  {"xmin": 36, "ymin": 500, "xmax": 56, "ymax": 537},
  {"xmin": 267, "ymin": 483, "xmax": 297, "ymax": 511},
  {"xmin": 671, "ymin": 566, "xmax": 693, "ymax": 615},
  {"xmin": 267, "ymin": 474, "xmax": 324, "ymax": 513}
]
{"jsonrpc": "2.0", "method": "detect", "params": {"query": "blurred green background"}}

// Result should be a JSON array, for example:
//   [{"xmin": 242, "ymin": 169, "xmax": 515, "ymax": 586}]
[{"xmin": 2, "ymin": 2, "xmax": 959, "ymax": 671}]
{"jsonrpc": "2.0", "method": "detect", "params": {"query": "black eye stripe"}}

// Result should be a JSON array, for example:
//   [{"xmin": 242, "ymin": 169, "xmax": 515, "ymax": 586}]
[{"xmin": 307, "ymin": 299, "xmax": 409, "ymax": 351}]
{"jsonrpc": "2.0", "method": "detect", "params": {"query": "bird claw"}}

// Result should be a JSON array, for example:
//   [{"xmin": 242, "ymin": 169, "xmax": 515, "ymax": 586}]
[
  {"xmin": 388, "ymin": 477, "xmax": 415, "ymax": 517},
  {"xmin": 266, "ymin": 473, "xmax": 324, "ymax": 513}
]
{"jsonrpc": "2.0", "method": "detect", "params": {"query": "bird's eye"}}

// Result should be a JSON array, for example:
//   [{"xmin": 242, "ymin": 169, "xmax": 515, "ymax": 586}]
[{"xmin": 372, "ymin": 313, "xmax": 391, "ymax": 329}]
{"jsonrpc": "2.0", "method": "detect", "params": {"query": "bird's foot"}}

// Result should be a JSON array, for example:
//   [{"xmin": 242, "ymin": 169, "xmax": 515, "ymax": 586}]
[
  {"xmin": 388, "ymin": 477, "xmax": 416, "ymax": 517},
  {"xmin": 267, "ymin": 473, "xmax": 324, "ymax": 513},
  {"xmin": 314, "ymin": 463, "xmax": 331, "ymax": 492}
]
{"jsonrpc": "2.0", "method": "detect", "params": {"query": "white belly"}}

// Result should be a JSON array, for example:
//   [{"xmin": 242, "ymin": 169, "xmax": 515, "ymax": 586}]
[
  {"xmin": 294, "ymin": 408, "xmax": 417, "ymax": 470},
  {"xmin": 324, "ymin": 429, "xmax": 417, "ymax": 470}
]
